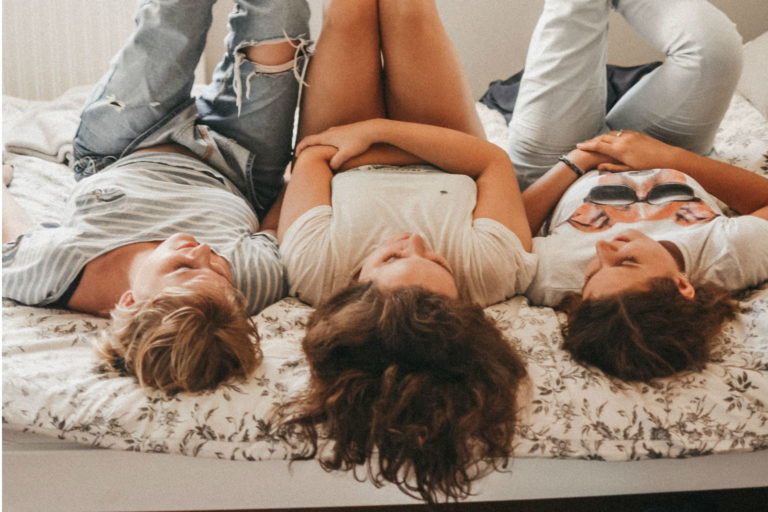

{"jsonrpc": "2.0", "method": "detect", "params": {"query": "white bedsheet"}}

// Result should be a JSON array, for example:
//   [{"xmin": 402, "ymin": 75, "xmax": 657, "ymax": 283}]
[{"xmin": 3, "ymin": 88, "xmax": 767, "ymax": 468}]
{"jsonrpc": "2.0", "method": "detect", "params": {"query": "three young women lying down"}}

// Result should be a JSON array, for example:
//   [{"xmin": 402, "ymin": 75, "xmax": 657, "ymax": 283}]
[
  {"xmin": 2, "ymin": 0, "xmax": 311, "ymax": 393},
  {"xmin": 276, "ymin": 0, "xmax": 534, "ymax": 503},
  {"xmin": 510, "ymin": 0, "xmax": 768, "ymax": 381}
]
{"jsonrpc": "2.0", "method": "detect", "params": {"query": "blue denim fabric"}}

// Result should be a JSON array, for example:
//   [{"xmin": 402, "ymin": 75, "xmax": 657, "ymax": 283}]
[
  {"xmin": 72, "ymin": 0, "xmax": 311, "ymax": 217},
  {"xmin": 508, "ymin": 0, "xmax": 743, "ymax": 190}
]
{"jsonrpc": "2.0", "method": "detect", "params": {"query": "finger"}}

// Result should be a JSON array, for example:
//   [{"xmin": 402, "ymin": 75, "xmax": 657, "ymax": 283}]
[
  {"xmin": 577, "ymin": 140, "xmax": 611, "ymax": 153},
  {"xmin": 330, "ymin": 149, "xmax": 349, "ymax": 170},
  {"xmin": 597, "ymin": 163, "xmax": 631, "ymax": 172},
  {"xmin": 295, "ymin": 136, "xmax": 315, "ymax": 155},
  {"xmin": 296, "ymin": 135, "xmax": 330, "ymax": 155},
  {"xmin": 580, "ymin": 133, "xmax": 614, "ymax": 146}
]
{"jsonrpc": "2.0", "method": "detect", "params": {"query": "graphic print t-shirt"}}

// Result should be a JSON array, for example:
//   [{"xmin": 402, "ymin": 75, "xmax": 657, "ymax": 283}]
[{"xmin": 526, "ymin": 168, "xmax": 768, "ymax": 306}]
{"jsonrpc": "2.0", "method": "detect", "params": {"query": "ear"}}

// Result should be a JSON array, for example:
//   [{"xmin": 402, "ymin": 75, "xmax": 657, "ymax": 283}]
[
  {"xmin": 674, "ymin": 275, "xmax": 695, "ymax": 300},
  {"xmin": 118, "ymin": 290, "xmax": 136, "ymax": 308}
]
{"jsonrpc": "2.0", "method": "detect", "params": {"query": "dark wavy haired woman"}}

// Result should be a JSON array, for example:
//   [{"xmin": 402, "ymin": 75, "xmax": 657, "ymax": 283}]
[{"xmin": 510, "ymin": 0, "xmax": 768, "ymax": 381}]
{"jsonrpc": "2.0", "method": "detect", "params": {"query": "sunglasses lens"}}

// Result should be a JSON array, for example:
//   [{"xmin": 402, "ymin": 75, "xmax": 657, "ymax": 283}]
[
  {"xmin": 587, "ymin": 185, "xmax": 637, "ymax": 205},
  {"xmin": 647, "ymin": 183, "xmax": 696, "ymax": 204}
]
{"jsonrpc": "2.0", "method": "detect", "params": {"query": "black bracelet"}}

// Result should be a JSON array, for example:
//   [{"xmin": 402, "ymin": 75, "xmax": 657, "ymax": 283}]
[{"xmin": 558, "ymin": 155, "xmax": 585, "ymax": 177}]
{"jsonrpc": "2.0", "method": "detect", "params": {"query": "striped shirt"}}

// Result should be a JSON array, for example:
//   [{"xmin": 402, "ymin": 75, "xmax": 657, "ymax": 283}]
[{"xmin": 2, "ymin": 153, "xmax": 285, "ymax": 314}]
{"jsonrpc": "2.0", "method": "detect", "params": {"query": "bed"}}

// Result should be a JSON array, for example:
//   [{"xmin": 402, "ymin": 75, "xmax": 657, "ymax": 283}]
[{"xmin": 4, "ymin": 33, "xmax": 768, "ymax": 512}]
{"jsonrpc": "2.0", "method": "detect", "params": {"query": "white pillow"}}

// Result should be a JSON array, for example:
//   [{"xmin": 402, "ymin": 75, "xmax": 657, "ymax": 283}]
[{"xmin": 738, "ymin": 31, "xmax": 768, "ymax": 120}]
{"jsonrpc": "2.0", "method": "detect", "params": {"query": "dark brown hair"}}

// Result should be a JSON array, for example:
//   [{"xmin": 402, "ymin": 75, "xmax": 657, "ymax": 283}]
[
  {"xmin": 283, "ymin": 282, "xmax": 527, "ymax": 503},
  {"xmin": 560, "ymin": 278, "xmax": 737, "ymax": 381},
  {"xmin": 99, "ymin": 285, "xmax": 262, "ymax": 394}
]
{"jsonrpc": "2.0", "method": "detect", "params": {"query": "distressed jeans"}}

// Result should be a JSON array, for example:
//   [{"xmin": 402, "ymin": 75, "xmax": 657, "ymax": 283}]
[
  {"xmin": 508, "ymin": 0, "xmax": 743, "ymax": 190},
  {"xmin": 72, "ymin": 0, "xmax": 311, "ymax": 217}
]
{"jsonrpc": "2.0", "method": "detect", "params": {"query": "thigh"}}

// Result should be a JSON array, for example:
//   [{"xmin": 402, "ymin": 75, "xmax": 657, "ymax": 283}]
[
  {"xmin": 196, "ymin": 0, "xmax": 311, "ymax": 161},
  {"xmin": 378, "ymin": 0, "xmax": 484, "ymax": 137},
  {"xmin": 508, "ymin": 0, "xmax": 613, "ymax": 189},
  {"xmin": 296, "ymin": 0, "xmax": 386, "ymax": 139},
  {"xmin": 607, "ymin": 0, "xmax": 742, "ymax": 154},
  {"xmin": 73, "ymin": 0, "xmax": 215, "ymax": 172}
]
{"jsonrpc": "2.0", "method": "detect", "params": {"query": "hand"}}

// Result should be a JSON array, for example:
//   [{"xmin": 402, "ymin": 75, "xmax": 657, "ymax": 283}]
[
  {"xmin": 295, "ymin": 120, "xmax": 379, "ymax": 170},
  {"xmin": 576, "ymin": 130, "xmax": 679, "ymax": 172},
  {"xmin": 565, "ymin": 148, "xmax": 621, "ymax": 173}
]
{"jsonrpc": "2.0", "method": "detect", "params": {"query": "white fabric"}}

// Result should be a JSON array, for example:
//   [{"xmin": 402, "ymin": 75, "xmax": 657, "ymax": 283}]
[
  {"xmin": 737, "ymin": 31, "xmax": 768, "ymax": 120},
  {"xmin": 280, "ymin": 165, "xmax": 537, "ymax": 307},
  {"xmin": 2, "ymin": 85, "xmax": 91, "ymax": 163},
  {"xmin": 2, "ymin": 152, "xmax": 285, "ymax": 314},
  {"xmin": 527, "ymin": 169, "xmax": 768, "ymax": 306}
]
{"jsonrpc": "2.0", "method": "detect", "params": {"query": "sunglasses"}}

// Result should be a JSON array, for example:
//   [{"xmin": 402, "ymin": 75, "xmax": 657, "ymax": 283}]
[{"xmin": 584, "ymin": 183, "xmax": 700, "ymax": 206}]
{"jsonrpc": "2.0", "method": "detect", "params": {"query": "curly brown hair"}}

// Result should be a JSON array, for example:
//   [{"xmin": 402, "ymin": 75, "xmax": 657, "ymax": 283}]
[
  {"xmin": 98, "ymin": 285, "xmax": 262, "ymax": 394},
  {"xmin": 560, "ymin": 278, "xmax": 738, "ymax": 381},
  {"xmin": 282, "ymin": 282, "xmax": 527, "ymax": 503}
]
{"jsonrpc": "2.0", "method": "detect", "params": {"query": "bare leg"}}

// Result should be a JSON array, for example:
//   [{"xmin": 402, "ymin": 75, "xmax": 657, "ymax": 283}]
[
  {"xmin": 378, "ymin": 0, "xmax": 484, "ymax": 138},
  {"xmin": 297, "ymin": 0, "xmax": 385, "ymax": 139}
]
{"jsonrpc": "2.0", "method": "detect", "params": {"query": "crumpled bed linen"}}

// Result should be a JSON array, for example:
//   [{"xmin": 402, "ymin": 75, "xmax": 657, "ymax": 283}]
[{"xmin": 3, "ymin": 87, "xmax": 767, "ymax": 463}]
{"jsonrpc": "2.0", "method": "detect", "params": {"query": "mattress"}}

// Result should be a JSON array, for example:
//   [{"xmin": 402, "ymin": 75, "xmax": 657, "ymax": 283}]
[{"xmin": 3, "ymin": 86, "xmax": 768, "ymax": 509}]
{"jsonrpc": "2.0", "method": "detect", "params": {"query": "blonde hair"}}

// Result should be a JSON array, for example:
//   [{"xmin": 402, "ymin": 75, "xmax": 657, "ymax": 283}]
[{"xmin": 97, "ymin": 285, "xmax": 262, "ymax": 394}]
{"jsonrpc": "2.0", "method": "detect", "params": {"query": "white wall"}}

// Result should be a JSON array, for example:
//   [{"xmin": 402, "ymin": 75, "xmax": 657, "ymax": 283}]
[{"xmin": 4, "ymin": 0, "xmax": 767, "ymax": 101}]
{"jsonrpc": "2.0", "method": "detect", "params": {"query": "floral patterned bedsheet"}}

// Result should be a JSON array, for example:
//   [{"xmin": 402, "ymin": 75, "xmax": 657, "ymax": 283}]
[{"xmin": 3, "ymin": 89, "xmax": 767, "ymax": 463}]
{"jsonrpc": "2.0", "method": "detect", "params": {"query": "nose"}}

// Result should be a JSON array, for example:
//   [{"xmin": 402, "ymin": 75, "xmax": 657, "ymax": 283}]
[
  {"xmin": 403, "ymin": 233, "xmax": 428, "ymax": 255},
  {"xmin": 595, "ymin": 240, "xmax": 621, "ymax": 265},
  {"xmin": 188, "ymin": 242, "xmax": 213, "ymax": 266}
]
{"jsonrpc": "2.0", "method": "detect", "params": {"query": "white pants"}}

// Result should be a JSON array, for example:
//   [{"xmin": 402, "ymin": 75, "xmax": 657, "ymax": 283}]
[{"xmin": 508, "ymin": 0, "xmax": 743, "ymax": 189}]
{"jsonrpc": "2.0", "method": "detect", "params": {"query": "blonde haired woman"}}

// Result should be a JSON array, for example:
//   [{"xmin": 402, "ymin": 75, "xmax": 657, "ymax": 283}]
[{"xmin": 2, "ymin": 0, "xmax": 310, "ymax": 393}]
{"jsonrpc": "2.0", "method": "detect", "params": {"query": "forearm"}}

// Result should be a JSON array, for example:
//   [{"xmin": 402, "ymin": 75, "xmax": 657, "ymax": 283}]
[
  {"xmin": 522, "ymin": 149, "xmax": 603, "ymax": 234},
  {"xmin": 337, "ymin": 143, "xmax": 425, "ymax": 171},
  {"xmin": 363, "ymin": 119, "xmax": 507, "ymax": 178},
  {"xmin": 277, "ymin": 146, "xmax": 334, "ymax": 243},
  {"xmin": 664, "ymin": 148, "xmax": 768, "ymax": 215}
]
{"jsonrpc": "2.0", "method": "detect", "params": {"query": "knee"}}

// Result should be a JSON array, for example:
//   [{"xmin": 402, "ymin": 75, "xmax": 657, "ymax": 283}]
[
  {"xmin": 243, "ymin": 40, "xmax": 302, "ymax": 70},
  {"xmin": 320, "ymin": 0, "xmax": 376, "ymax": 33},
  {"xmin": 378, "ymin": 0, "xmax": 436, "ymax": 27},
  {"xmin": 668, "ymin": 7, "xmax": 743, "ymax": 80},
  {"xmin": 697, "ymin": 16, "xmax": 742, "ymax": 80}
]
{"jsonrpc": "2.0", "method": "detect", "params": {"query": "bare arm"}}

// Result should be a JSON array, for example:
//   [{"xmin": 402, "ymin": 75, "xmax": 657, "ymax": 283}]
[
  {"xmin": 521, "ymin": 149, "xmax": 613, "ymax": 234},
  {"xmin": 296, "ymin": 119, "xmax": 532, "ymax": 250},
  {"xmin": 3, "ymin": 186, "xmax": 34, "ymax": 243},
  {"xmin": 276, "ymin": 145, "xmax": 335, "ymax": 243},
  {"xmin": 577, "ymin": 131, "xmax": 768, "ymax": 219},
  {"xmin": 259, "ymin": 185, "xmax": 286, "ymax": 238}
]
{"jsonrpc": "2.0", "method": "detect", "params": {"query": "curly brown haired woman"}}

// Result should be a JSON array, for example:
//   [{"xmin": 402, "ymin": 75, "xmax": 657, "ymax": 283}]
[
  {"xmin": 276, "ymin": 0, "xmax": 534, "ymax": 502},
  {"xmin": 284, "ymin": 283, "xmax": 527, "ymax": 503}
]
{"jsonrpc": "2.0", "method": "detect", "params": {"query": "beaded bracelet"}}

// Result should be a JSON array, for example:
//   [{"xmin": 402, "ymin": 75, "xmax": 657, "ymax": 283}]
[{"xmin": 558, "ymin": 155, "xmax": 585, "ymax": 177}]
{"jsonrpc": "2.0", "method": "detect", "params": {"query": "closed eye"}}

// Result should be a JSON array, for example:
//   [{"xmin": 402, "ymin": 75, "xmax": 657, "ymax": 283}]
[
  {"xmin": 384, "ymin": 253, "xmax": 402, "ymax": 264},
  {"xmin": 584, "ymin": 257, "xmax": 638, "ymax": 287}
]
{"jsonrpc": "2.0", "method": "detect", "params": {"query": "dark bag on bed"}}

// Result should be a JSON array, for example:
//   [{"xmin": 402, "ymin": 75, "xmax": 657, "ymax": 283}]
[{"xmin": 480, "ymin": 62, "xmax": 663, "ymax": 123}]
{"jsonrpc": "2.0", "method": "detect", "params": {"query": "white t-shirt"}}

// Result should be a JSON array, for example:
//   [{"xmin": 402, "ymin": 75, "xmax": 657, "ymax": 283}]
[
  {"xmin": 2, "ymin": 153, "xmax": 285, "ymax": 314},
  {"xmin": 527, "ymin": 168, "xmax": 768, "ymax": 306},
  {"xmin": 280, "ymin": 165, "xmax": 537, "ymax": 307}
]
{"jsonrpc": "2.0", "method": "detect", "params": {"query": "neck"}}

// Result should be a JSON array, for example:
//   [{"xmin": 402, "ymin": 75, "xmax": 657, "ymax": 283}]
[
  {"xmin": 67, "ymin": 241, "xmax": 159, "ymax": 315},
  {"xmin": 659, "ymin": 240, "xmax": 685, "ymax": 272}
]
